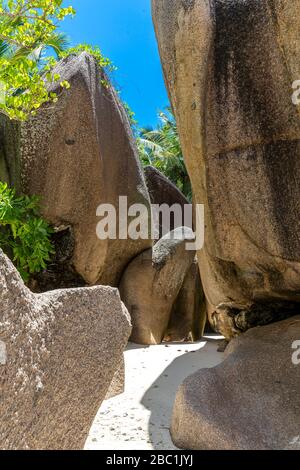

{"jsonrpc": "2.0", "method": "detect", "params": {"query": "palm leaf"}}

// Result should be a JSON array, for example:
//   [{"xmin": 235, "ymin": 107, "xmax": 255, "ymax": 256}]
[
  {"xmin": 46, "ymin": 32, "xmax": 70, "ymax": 57},
  {"xmin": 0, "ymin": 40, "xmax": 11, "ymax": 58},
  {"xmin": 138, "ymin": 107, "xmax": 192, "ymax": 200}
]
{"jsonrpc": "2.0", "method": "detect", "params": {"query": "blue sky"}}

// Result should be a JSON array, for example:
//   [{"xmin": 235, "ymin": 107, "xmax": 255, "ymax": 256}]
[{"xmin": 62, "ymin": 0, "xmax": 169, "ymax": 127}]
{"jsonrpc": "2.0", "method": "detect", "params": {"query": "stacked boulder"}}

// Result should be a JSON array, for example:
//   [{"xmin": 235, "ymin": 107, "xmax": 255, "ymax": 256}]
[
  {"xmin": 120, "ymin": 165, "xmax": 206, "ymax": 345},
  {"xmin": 144, "ymin": 165, "xmax": 190, "ymax": 239},
  {"xmin": 0, "ymin": 51, "xmax": 207, "ymax": 450},
  {"xmin": 120, "ymin": 227, "xmax": 205, "ymax": 344},
  {"xmin": 152, "ymin": 0, "xmax": 300, "ymax": 449},
  {"xmin": 172, "ymin": 316, "xmax": 300, "ymax": 450},
  {"xmin": 0, "ymin": 250, "xmax": 131, "ymax": 450},
  {"xmin": 0, "ymin": 52, "xmax": 152, "ymax": 289},
  {"xmin": 152, "ymin": 0, "xmax": 300, "ymax": 337},
  {"xmin": 164, "ymin": 259, "xmax": 206, "ymax": 343}
]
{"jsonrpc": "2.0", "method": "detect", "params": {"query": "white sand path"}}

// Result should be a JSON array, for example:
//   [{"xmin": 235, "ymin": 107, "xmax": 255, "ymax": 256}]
[{"xmin": 85, "ymin": 336, "xmax": 225, "ymax": 450}]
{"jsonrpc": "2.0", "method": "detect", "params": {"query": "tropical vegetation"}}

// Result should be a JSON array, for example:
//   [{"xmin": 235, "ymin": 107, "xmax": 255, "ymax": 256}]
[
  {"xmin": 0, "ymin": 1, "xmax": 191, "ymax": 281},
  {"xmin": 138, "ymin": 108, "xmax": 191, "ymax": 200},
  {"xmin": 0, "ymin": 182, "xmax": 54, "ymax": 281},
  {"xmin": 0, "ymin": 0, "xmax": 76, "ymax": 120},
  {"xmin": 0, "ymin": 1, "xmax": 116, "ymax": 279},
  {"xmin": 0, "ymin": 1, "xmax": 115, "ymax": 121}
]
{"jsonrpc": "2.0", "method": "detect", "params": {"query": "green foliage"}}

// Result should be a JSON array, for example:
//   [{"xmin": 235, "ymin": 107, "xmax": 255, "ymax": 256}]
[
  {"xmin": 60, "ymin": 43, "xmax": 115, "ymax": 73},
  {"xmin": 122, "ymin": 100, "xmax": 138, "ymax": 134},
  {"xmin": 0, "ymin": 181, "xmax": 54, "ymax": 281},
  {"xmin": 0, "ymin": 0, "xmax": 76, "ymax": 120},
  {"xmin": 0, "ymin": 2, "xmax": 114, "ymax": 121},
  {"xmin": 59, "ymin": 43, "xmax": 115, "ymax": 92},
  {"xmin": 0, "ymin": 2, "xmax": 115, "ymax": 280},
  {"xmin": 138, "ymin": 108, "xmax": 192, "ymax": 201}
]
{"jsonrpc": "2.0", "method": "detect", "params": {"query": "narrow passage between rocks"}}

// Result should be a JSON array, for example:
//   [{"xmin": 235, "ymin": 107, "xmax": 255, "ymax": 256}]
[{"xmin": 85, "ymin": 336, "xmax": 224, "ymax": 450}]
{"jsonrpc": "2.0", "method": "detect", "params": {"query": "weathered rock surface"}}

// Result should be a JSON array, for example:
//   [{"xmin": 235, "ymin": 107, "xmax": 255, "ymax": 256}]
[
  {"xmin": 144, "ymin": 166, "xmax": 189, "ymax": 239},
  {"xmin": 105, "ymin": 355, "xmax": 126, "ymax": 400},
  {"xmin": 28, "ymin": 227, "xmax": 86, "ymax": 292},
  {"xmin": 0, "ymin": 52, "xmax": 151, "ymax": 288},
  {"xmin": 0, "ymin": 250, "xmax": 131, "ymax": 450},
  {"xmin": 211, "ymin": 299, "xmax": 300, "ymax": 341},
  {"xmin": 152, "ymin": 0, "xmax": 300, "ymax": 336},
  {"xmin": 120, "ymin": 227, "xmax": 196, "ymax": 345},
  {"xmin": 164, "ymin": 260, "xmax": 206, "ymax": 342},
  {"xmin": 171, "ymin": 316, "xmax": 300, "ymax": 450}
]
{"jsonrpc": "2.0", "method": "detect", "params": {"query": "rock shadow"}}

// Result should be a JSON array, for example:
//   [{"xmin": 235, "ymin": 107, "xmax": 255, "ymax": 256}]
[{"xmin": 141, "ymin": 336, "xmax": 225, "ymax": 450}]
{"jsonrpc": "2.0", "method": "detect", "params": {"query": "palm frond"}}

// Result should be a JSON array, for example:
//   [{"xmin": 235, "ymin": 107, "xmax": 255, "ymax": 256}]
[
  {"xmin": 46, "ymin": 32, "xmax": 70, "ymax": 57},
  {"xmin": 0, "ymin": 40, "xmax": 11, "ymax": 58},
  {"xmin": 138, "ymin": 107, "xmax": 192, "ymax": 200},
  {"xmin": 5, "ymin": 32, "xmax": 70, "ymax": 64}
]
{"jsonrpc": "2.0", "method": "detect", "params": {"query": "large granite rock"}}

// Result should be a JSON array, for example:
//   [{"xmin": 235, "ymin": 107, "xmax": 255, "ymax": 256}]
[
  {"xmin": 0, "ymin": 250, "xmax": 131, "ymax": 450},
  {"xmin": 0, "ymin": 52, "xmax": 152, "ymax": 288},
  {"xmin": 120, "ymin": 227, "xmax": 196, "ymax": 345},
  {"xmin": 105, "ymin": 355, "xmax": 126, "ymax": 400},
  {"xmin": 152, "ymin": 0, "xmax": 300, "ymax": 336},
  {"xmin": 144, "ymin": 166, "xmax": 189, "ymax": 239},
  {"xmin": 171, "ymin": 316, "xmax": 300, "ymax": 450},
  {"xmin": 164, "ymin": 260, "xmax": 206, "ymax": 342}
]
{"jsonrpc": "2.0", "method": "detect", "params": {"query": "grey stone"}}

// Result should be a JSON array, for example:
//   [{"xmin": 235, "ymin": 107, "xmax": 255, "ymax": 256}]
[
  {"xmin": 164, "ymin": 260, "xmax": 206, "ymax": 342},
  {"xmin": 0, "ymin": 249, "xmax": 131, "ymax": 450},
  {"xmin": 144, "ymin": 166, "xmax": 190, "ymax": 239},
  {"xmin": 0, "ymin": 341, "xmax": 7, "ymax": 366},
  {"xmin": 171, "ymin": 316, "xmax": 300, "ymax": 450},
  {"xmin": 105, "ymin": 355, "xmax": 126, "ymax": 400},
  {"xmin": 120, "ymin": 227, "xmax": 196, "ymax": 345},
  {"xmin": 152, "ymin": 0, "xmax": 300, "ymax": 337},
  {"xmin": 0, "ymin": 52, "xmax": 152, "ymax": 288}
]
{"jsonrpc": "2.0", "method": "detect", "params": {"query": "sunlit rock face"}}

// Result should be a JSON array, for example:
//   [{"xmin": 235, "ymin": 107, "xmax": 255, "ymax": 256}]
[
  {"xmin": 120, "ymin": 227, "xmax": 198, "ymax": 345},
  {"xmin": 152, "ymin": 0, "xmax": 300, "ymax": 336},
  {"xmin": 0, "ymin": 249, "xmax": 131, "ymax": 450},
  {"xmin": 171, "ymin": 316, "xmax": 300, "ymax": 450},
  {"xmin": 0, "ymin": 52, "xmax": 152, "ymax": 289}
]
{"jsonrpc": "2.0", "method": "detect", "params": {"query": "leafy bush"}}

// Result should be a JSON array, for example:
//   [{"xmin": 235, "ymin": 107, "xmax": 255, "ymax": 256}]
[
  {"xmin": 60, "ymin": 43, "xmax": 115, "ymax": 73},
  {"xmin": 138, "ymin": 108, "xmax": 192, "ymax": 201},
  {"xmin": 0, "ymin": 3, "xmax": 118, "ymax": 280},
  {"xmin": 0, "ymin": 182, "xmax": 54, "ymax": 281},
  {"xmin": 0, "ymin": 0, "xmax": 76, "ymax": 120},
  {"xmin": 0, "ymin": 1, "xmax": 114, "ymax": 121}
]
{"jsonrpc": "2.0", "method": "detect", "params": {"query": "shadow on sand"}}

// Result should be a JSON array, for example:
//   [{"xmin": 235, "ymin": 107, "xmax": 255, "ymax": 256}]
[{"xmin": 140, "ymin": 336, "xmax": 224, "ymax": 449}]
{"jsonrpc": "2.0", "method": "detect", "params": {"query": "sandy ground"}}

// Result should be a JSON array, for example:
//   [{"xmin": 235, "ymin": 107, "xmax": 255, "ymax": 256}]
[{"xmin": 85, "ymin": 335, "xmax": 225, "ymax": 450}]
